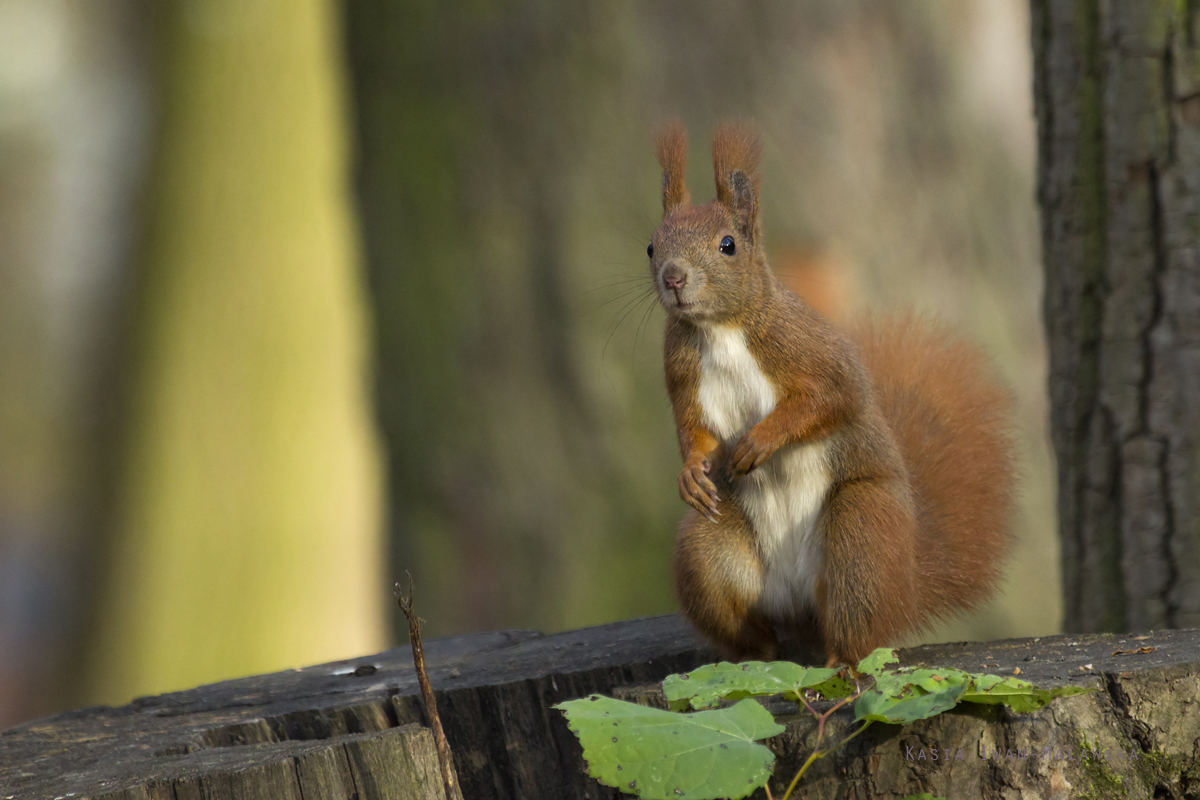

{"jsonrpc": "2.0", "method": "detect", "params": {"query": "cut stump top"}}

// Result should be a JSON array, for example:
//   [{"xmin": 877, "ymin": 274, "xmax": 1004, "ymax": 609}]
[{"xmin": 1, "ymin": 615, "xmax": 1193, "ymax": 800}]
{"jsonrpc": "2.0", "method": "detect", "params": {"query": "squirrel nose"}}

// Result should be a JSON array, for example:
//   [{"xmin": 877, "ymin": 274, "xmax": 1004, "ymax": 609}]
[{"xmin": 662, "ymin": 264, "xmax": 688, "ymax": 291}]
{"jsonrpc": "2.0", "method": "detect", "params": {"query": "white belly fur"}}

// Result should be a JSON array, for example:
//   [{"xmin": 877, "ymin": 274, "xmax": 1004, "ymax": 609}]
[{"xmin": 696, "ymin": 325, "xmax": 832, "ymax": 617}]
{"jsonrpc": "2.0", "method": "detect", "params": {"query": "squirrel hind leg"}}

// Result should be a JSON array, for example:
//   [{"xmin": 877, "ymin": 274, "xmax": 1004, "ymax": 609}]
[
  {"xmin": 776, "ymin": 611, "xmax": 829, "ymax": 666},
  {"xmin": 816, "ymin": 478, "xmax": 920, "ymax": 665},
  {"xmin": 673, "ymin": 508, "xmax": 778, "ymax": 661}
]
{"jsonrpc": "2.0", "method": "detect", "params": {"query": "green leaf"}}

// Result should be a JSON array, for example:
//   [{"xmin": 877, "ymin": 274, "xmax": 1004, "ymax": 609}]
[
  {"xmin": 854, "ymin": 681, "xmax": 967, "ymax": 724},
  {"xmin": 874, "ymin": 668, "xmax": 970, "ymax": 698},
  {"xmin": 855, "ymin": 661, "xmax": 1095, "ymax": 723},
  {"xmin": 663, "ymin": 661, "xmax": 853, "ymax": 710},
  {"xmin": 960, "ymin": 675, "xmax": 1094, "ymax": 713},
  {"xmin": 969, "ymin": 673, "xmax": 1008, "ymax": 691},
  {"xmin": 856, "ymin": 647, "xmax": 899, "ymax": 676},
  {"xmin": 554, "ymin": 695, "xmax": 785, "ymax": 800}
]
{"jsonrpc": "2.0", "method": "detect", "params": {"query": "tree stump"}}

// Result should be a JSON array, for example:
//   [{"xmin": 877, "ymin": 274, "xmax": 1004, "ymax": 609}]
[{"xmin": 2, "ymin": 615, "xmax": 1198, "ymax": 799}]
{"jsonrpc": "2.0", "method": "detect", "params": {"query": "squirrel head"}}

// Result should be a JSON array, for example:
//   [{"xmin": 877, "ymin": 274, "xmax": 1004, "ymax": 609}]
[{"xmin": 648, "ymin": 121, "xmax": 765, "ymax": 324}]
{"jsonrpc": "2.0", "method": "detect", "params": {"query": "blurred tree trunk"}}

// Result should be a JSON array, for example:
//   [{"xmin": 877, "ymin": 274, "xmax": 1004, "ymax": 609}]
[
  {"xmin": 84, "ymin": 0, "xmax": 384, "ymax": 704},
  {"xmin": 1033, "ymin": 1, "xmax": 1200, "ymax": 632},
  {"xmin": 0, "ymin": 0, "xmax": 152, "ymax": 727}
]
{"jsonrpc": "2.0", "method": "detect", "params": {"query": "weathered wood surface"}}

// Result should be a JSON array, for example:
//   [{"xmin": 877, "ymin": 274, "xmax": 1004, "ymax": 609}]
[
  {"xmin": 1033, "ymin": 0, "xmax": 1200, "ymax": 633},
  {"xmin": 3, "ymin": 615, "xmax": 1200, "ymax": 799},
  {"xmin": 0, "ymin": 616, "xmax": 710, "ymax": 799}
]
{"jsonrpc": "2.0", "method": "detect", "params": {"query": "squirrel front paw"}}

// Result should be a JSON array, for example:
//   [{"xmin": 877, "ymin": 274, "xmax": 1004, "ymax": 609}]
[
  {"xmin": 678, "ymin": 457, "xmax": 720, "ymax": 520},
  {"xmin": 730, "ymin": 431, "xmax": 776, "ymax": 477}
]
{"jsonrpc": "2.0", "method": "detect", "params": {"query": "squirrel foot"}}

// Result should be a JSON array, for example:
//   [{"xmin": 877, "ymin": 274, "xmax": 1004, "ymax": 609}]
[
  {"xmin": 729, "ymin": 430, "xmax": 776, "ymax": 477},
  {"xmin": 678, "ymin": 457, "xmax": 719, "ymax": 519}
]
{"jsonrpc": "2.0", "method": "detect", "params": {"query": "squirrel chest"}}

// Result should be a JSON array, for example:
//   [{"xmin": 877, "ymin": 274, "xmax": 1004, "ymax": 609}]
[{"xmin": 696, "ymin": 324, "xmax": 832, "ymax": 613}]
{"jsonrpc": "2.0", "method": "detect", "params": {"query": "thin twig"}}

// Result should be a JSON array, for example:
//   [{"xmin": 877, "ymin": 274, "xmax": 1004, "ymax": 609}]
[
  {"xmin": 780, "ymin": 750, "xmax": 820, "ymax": 800},
  {"xmin": 815, "ymin": 692, "xmax": 856, "ymax": 741},
  {"xmin": 780, "ymin": 720, "xmax": 874, "ymax": 800},
  {"xmin": 397, "ymin": 575, "xmax": 458, "ymax": 800},
  {"xmin": 833, "ymin": 719, "xmax": 873, "ymax": 750},
  {"xmin": 780, "ymin": 682, "xmax": 872, "ymax": 800}
]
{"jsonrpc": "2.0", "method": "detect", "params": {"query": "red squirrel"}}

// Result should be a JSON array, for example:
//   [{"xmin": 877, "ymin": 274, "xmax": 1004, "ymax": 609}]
[{"xmin": 649, "ymin": 121, "xmax": 1015, "ymax": 666}]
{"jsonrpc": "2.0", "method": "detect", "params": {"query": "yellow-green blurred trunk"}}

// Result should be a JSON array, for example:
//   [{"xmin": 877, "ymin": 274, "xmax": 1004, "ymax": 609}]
[{"xmin": 86, "ymin": 0, "xmax": 384, "ymax": 704}]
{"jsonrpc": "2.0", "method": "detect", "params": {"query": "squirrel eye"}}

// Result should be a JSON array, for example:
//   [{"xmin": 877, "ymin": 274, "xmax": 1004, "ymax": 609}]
[
  {"xmin": 647, "ymin": 242, "xmax": 654, "ymax": 259},
  {"xmin": 719, "ymin": 236, "xmax": 736, "ymax": 255}
]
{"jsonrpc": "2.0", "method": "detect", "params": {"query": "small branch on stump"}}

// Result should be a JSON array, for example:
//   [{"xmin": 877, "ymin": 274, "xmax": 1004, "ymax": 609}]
[{"xmin": 397, "ymin": 575, "xmax": 458, "ymax": 800}]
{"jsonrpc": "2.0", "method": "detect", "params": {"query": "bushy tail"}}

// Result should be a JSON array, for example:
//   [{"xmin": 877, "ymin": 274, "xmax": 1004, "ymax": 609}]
[{"xmin": 852, "ymin": 313, "xmax": 1016, "ymax": 621}]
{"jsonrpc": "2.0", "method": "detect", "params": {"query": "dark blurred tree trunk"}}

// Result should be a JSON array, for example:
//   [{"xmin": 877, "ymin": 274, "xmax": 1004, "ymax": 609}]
[
  {"xmin": 1033, "ymin": 1, "xmax": 1200, "ymax": 632},
  {"xmin": 341, "ymin": 2, "xmax": 664, "ymax": 640}
]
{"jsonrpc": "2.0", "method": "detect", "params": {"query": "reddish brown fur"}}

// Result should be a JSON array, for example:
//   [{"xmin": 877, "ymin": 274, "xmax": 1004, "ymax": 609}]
[
  {"xmin": 672, "ymin": 500, "xmax": 778, "ymax": 661},
  {"xmin": 851, "ymin": 314, "xmax": 1016, "ymax": 620},
  {"xmin": 711, "ymin": 122, "xmax": 762, "ymax": 207},
  {"xmin": 655, "ymin": 121, "xmax": 690, "ymax": 213},
  {"xmin": 712, "ymin": 123, "xmax": 763, "ymax": 246},
  {"xmin": 649, "ymin": 121, "xmax": 1016, "ymax": 665}
]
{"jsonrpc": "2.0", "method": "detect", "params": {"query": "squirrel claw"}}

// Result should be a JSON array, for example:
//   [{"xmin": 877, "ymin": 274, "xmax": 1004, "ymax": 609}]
[
  {"xmin": 730, "ymin": 435, "xmax": 773, "ymax": 477},
  {"xmin": 679, "ymin": 458, "xmax": 720, "ymax": 518}
]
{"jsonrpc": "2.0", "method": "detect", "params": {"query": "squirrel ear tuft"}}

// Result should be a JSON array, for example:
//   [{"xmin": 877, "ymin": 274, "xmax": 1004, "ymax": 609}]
[
  {"xmin": 712, "ymin": 122, "xmax": 762, "ymax": 242},
  {"xmin": 655, "ymin": 120, "xmax": 690, "ymax": 215}
]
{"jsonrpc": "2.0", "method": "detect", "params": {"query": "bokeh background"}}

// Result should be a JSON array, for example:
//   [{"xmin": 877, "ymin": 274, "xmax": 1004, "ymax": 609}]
[{"xmin": 0, "ymin": 0, "xmax": 1059, "ymax": 729}]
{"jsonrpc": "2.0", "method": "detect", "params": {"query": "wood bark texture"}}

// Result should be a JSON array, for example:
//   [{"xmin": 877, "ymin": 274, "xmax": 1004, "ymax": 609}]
[
  {"xmin": 1034, "ymin": 0, "xmax": 1200, "ymax": 632},
  {"xmin": 4, "ymin": 615, "xmax": 1200, "ymax": 799}
]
